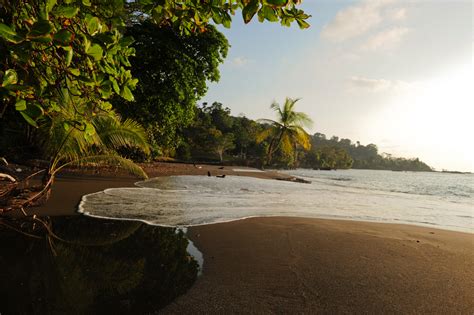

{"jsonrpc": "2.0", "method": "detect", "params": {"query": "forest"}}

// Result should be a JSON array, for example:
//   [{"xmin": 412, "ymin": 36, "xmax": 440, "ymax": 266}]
[{"xmin": 168, "ymin": 102, "xmax": 433, "ymax": 172}]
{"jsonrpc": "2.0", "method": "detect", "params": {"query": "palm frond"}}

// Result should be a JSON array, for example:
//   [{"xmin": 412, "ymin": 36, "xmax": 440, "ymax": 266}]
[
  {"xmin": 270, "ymin": 101, "xmax": 283, "ymax": 119},
  {"xmin": 93, "ymin": 116, "xmax": 150, "ymax": 155},
  {"xmin": 290, "ymin": 126, "xmax": 311, "ymax": 150},
  {"xmin": 59, "ymin": 154, "xmax": 148, "ymax": 179},
  {"xmin": 256, "ymin": 118, "xmax": 281, "ymax": 127},
  {"xmin": 280, "ymin": 133, "xmax": 294, "ymax": 156},
  {"xmin": 291, "ymin": 111, "xmax": 313, "ymax": 129},
  {"xmin": 256, "ymin": 127, "xmax": 276, "ymax": 144}
]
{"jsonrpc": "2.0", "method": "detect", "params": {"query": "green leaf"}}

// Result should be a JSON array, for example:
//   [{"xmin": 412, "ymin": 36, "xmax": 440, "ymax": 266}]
[
  {"xmin": 27, "ymin": 20, "xmax": 53, "ymax": 38},
  {"xmin": 100, "ymin": 101, "xmax": 113, "ymax": 111},
  {"xmin": 69, "ymin": 68, "xmax": 80, "ymax": 76},
  {"xmin": 296, "ymin": 19, "xmax": 310, "ymax": 29},
  {"xmin": 53, "ymin": 29, "xmax": 73, "ymax": 45},
  {"xmin": 120, "ymin": 86, "xmax": 134, "ymax": 101},
  {"xmin": 266, "ymin": 0, "xmax": 289, "ymax": 6},
  {"xmin": 242, "ymin": 0, "xmax": 260, "ymax": 24},
  {"xmin": 53, "ymin": 5, "xmax": 80, "ymax": 18},
  {"xmin": 0, "ymin": 23, "xmax": 24, "ymax": 43},
  {"xmin": 222, "ymin": 13, "xmax": 231, "ymax": 28},
  {"xmin": 78, "ymin": 76, "xmax": 95, "ymax": 86},
  {"xmin": 85, "ymin": 123, "xmax": 95, "ymax": 136},
  {"xmin": 2, "ymin": 69, "xmax": 18, "ymax": 87},
  {"xmin": 262, "ymin": 6, "xmax": 279, "ymax": 22},
  {"xmin": 20, "ymin": 112, "xmax": 38, "ymax": 128},
  {"xmin": 99, "ymin": 82, "xmax": 112, "ymax": 98},
  {"xmin": 109, "ymin": 77, "xmax": 120, "ymax": 94},
  {"xmin": 30, "ymin": 36, "xmax": 53, "ymax": 43},
  {"xmin": 85, "ymin": 15, "xmax": 100, "ymax": 34},
  {"xmin": 65, "ymin": 48, "xmax": 73, "ymax": 66},
  {"xmin": 49, "ymin": 101, "xmax": 60, "ymax": 112},
  {"xmin": 15, "ymin": 99, "xmax": 27, "ymax": 111},
  {"xmin": 46, "ymin": 0, "xmax": 57, "ymax": 13},
  {"xmin": 82, "ymin": 0, "xmax": 92, "ymax": 6},
  {"xmin": 86, "ymin": 44, "xmax": 103, "ymax": 61},
  {"xmin": 119, "ymin": 36, "xmax": 134, "ymax": 47}
]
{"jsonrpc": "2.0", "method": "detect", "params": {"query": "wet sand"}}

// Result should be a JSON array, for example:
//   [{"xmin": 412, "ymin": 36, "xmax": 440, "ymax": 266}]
[
  {"xmin": 163, "ymin": 217, "xmax": 474, "ymax": 314},
  {"xmin": 8, "ymin": 162, "xmax": 474, "ymax": 313}
]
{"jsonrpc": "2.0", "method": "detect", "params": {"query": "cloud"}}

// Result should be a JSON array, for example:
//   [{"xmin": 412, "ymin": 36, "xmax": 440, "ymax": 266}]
[
  {"xmin": 389, "ymin": 8, "xmax": 407, "ymax": 21},
  {"xmin": 230, "ymin": 56, "xmax": 250, "ymax": 67},
  {"xmin": 321, "ymin": 0, "xmax": 395, "ymax": 42},
  {"xmin": 349, "ymin": 76, "xmax": 411, "ymax": 92},
  {"xmin": 361, "ymin": 27, "xmax": 410, "ymax": 51}
]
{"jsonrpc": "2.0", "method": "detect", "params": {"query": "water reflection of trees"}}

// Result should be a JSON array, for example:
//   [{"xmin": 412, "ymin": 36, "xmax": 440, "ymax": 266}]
[{"xmin": 0, "ymin": 216, "xmax": 198, "ymax": 314}]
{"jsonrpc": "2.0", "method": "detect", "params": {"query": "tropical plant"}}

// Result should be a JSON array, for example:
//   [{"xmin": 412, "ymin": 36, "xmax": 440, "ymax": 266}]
[
  {"xmin": 257, "ymin": 97, "xmax": 313, "ymax": 165},
  {"xmin": 1, "ymin": 110, "xmax": 149, "ymax": 214}
]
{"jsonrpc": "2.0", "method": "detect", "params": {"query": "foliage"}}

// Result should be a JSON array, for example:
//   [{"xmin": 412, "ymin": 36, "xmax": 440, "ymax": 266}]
[
  {"xmin": 128, "ymin": 0, "xmax": 311, "ymax": 34},
  {"xmin": 181, "ymin": 102, "xmax": 235, "ymax": 161},
  {"xmin": 209, "ymin": 129, "xmax": 235, "ymax": 162},
  {"xmin": 114, "ymin": 22, "xmax": 229, "ymax": 156},
  {"xmin": 42, "ymin": 110, "xmax": 149, "ymax": 179},
  {"xmin": 304, "ymin": 133, "xmax": 433, "ymax": 171},
  {"xmin": 0, "ymin": 0, "xmax": 138, "ymax": 130},
  {"xmin": 257, "ymin": 97, "xmax": 313, "ymax": 165},
  {"xmin": 177, "ymin": 99, "xmax": 431, "ymax": 171},
  {"xmin": 0, "ymin": 0, "xmax": 310, "ymax": 212},
  {"xmin": 231, "ymin": 115, "xmax": 263, "ymax": 161},
  {"xmin": 0, "ymin": 0, "xmax": 309, "ymax": 129},
  {"xmin": 304, "ymin": 146, "xmax": 353, "ymax": 170}
]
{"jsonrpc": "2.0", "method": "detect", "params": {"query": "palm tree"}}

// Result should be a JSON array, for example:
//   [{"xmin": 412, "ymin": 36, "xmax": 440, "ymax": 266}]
[
  {"xmin": 257, "ymin": 98, "xmax": 313, "ymax": 165},
  {"xmin": 1, "ymin": 110, "xmax": 150, "ymax": 214}
]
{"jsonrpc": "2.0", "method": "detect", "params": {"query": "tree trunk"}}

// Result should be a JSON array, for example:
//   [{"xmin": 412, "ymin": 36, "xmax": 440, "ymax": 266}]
[{"xmin": 267, "ymin": 129, "xmax": 285, "ymax": 165}]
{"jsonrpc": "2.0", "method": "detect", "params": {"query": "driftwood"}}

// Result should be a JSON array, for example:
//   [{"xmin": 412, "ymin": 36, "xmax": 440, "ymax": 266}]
[
  {"xmin": 0, "ymin": 167, "xmax": 48, "ymax": 215},
  {"xmin": 0, "ymin": 173, "xmax": 16, "ymax": 182}
]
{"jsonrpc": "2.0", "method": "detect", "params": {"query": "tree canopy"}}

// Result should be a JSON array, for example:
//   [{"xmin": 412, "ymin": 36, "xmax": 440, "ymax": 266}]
[
  {"xmin": 0, "ymin": 0, "xmax": 310, "ymax": 131},
  {"xmin": 114, "ymin": 22, "xmax": 229, "ymax": 156}
]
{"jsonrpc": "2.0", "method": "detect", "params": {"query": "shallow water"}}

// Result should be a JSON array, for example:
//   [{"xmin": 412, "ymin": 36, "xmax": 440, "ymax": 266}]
[
  {"xmin": 0, "ymin": 216, "xmax": 198, "ymax": 314},
  {"xmin": 79, "ymin": 169, "xmax": 474, "ymax": 233}
]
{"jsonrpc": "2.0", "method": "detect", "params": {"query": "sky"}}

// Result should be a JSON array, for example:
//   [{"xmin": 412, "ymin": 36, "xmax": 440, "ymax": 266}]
[{"xmin": 202, "ymin": 0, "xmax": 473, "ymax": 172}]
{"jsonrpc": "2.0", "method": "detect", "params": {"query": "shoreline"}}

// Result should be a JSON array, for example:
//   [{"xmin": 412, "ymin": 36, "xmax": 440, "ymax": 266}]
[
  {"xmin": 16, "ymin": 162, "xmax": 297, "ymax": 217},
  {"xmin": 3, "ymin": 162, "xmax": 473, "ymax": 313},
  {"xmin": 12, "ymin": 161, "xmax": 471, "ymax": 234}
]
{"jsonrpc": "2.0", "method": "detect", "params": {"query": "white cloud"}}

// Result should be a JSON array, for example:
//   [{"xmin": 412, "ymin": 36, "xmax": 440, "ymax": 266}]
[
  {"xmin": 389, "ymin": 8, "xmax": 407, "ymax": 21},
  {"xmin": 361, "ymin": 27, "xmax": 410, "ymax": 51},
  {"xmin": 321, "ymin": 0, "xmax": 395, "ymax": 42},
  {"xmin": 349, "ymin": 76, "xmax": 411, "ymax": 92},
  {"xmin": 230, "ymin": 56, "xmax": 250, "ymax": 67}
]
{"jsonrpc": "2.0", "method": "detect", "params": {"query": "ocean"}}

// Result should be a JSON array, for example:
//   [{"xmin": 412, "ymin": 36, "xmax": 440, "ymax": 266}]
[{"xmin": 79, "ymin": 169, "xmax": 473, "ymax": 233}]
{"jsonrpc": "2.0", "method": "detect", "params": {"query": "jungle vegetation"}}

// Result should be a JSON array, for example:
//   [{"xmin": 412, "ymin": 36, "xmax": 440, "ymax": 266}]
[{"xmin": 0, "ymin": 0, "xmax": 310, "ymax": 214}]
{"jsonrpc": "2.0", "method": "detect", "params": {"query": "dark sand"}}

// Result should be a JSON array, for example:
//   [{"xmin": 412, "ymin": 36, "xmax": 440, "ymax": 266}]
[
  {"xmin": 8, "ymin": 162, "xmax": 474, "ymax": 313},
  {"xmin": 163, "ymin": 217, "xmax": 474, "ymax": 314}
]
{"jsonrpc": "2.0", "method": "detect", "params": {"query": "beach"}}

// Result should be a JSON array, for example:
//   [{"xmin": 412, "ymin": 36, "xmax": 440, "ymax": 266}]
[
  {"xmin": 19, "ymin": 162, "xmax": 290, "ymax": 216},
  {"xmin": 11, "ymin": 162, "xmax": 474, "ymax": 313},
  {"xmin": 165, "ymin": 217, "xmax": 474, "ymax": 314}
]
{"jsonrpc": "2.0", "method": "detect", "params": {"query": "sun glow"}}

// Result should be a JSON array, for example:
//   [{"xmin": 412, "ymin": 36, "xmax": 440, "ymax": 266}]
[{"xmin": 371, "ymin": 64, "xmax": 474, "ymax": 171}]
